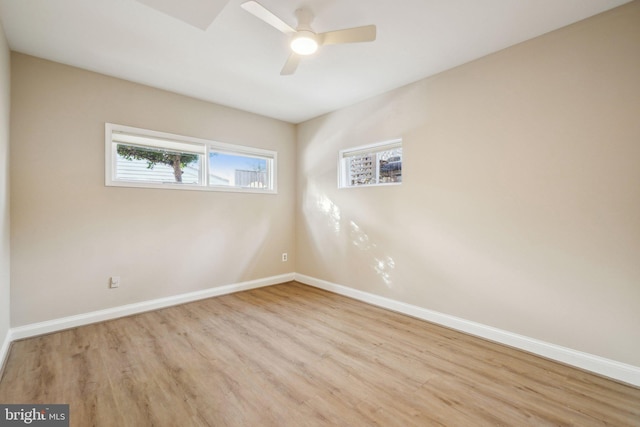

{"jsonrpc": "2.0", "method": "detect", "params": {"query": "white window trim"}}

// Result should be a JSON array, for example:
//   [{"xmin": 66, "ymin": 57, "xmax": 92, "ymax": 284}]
[
  {"xmin": 338, "ymin": 138, "xmax": 403, "ymax": 189},
  {"xmin": 105, "ymin": 123, "xmax": 277, "ymax": 194}
]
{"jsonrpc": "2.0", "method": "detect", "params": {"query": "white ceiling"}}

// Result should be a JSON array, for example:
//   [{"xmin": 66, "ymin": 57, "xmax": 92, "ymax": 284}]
[{"xmin": 0, "ymin": 0, "xmax": 631, "ymax": 123}]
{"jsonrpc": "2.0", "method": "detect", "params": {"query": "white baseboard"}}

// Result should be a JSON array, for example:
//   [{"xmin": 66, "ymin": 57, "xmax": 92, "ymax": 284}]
[
  {"xmin": 5, "ymin": 272, "xmax": 639, "ymax": 388},
  {"xmin": 10, "ymin": 273, "xmax": 295, "ymax": 341},
  {"xmin": 295, "ymin": 273, "xmax": 640, "ymax": 388},
  {"xmin": 0, "ymin": 328, "xmax": 12, "ymax": 376}
]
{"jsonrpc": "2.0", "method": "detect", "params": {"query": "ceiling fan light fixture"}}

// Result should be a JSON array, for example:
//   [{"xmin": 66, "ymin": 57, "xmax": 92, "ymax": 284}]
[{"xmin": 290, "ymin": 31, "xmax": 318, "ymax": 55}]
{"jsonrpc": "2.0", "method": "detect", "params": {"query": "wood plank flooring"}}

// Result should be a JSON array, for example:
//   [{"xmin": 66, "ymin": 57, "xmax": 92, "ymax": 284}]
[{"xmin": 1, "ymin": 282, "xmax": 639, "ymax": 426}]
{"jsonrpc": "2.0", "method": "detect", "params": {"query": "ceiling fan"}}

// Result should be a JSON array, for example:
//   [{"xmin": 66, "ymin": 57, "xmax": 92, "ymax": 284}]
[{"xmin": 241, "ymin": 1, "xmax": 377, "ymax": 75}]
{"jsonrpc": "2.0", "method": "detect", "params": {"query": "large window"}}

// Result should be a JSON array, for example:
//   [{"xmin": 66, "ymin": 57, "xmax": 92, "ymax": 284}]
[
  {"xmin": 106, "ymin": 123, "xmax": 277, "ymax": 193},
  {"xmin": 339, "ymin": 139, "xmax": 402, "ymax": 188}
]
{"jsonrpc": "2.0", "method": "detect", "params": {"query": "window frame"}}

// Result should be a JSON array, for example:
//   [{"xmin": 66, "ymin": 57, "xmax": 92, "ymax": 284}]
[
  {"xmin": 105, "ymin": 123, "xmax": 277, "ymax": 194},
  {"xmin": 338, "ymin": 139, "xmax": 403, "ymax": 189}
]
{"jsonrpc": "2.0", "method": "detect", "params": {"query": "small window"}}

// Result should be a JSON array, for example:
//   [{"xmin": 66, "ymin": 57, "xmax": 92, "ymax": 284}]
[
  {"xmin": 106, "ymin": 123, "xmax": 276, "ymax": 193},
  {"xmin": 339, "ymin": 139, "xmax": 402, "ymax": 188}
]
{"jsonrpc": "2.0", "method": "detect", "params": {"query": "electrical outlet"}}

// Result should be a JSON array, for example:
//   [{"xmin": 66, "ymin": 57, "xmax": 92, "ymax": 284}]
[
  {"xmin": 110, "ymin": 276, "xmax": 120, "ymax": 288},
  {"xmin": 282, "ymin": 253, "xmax": 288, "ymax": 262}
]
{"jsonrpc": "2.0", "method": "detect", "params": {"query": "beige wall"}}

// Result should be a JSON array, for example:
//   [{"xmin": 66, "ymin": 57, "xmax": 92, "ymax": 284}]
[
  {"xmin": 0, "ymin": 17, "xmax": 10, "ymax": 347},
  {"xmin": 296, "ymin": 2, "xmax": 640, "ymax": 366},
  {"xmin": 10, "ymin": 53, "xmax": 296, "ymax": 326}
]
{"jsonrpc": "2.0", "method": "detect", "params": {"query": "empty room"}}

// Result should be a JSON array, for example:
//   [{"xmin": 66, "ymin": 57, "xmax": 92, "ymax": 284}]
[{"xmin": 0, "ymin": 0, "xmax": 639, "ymax": 425}]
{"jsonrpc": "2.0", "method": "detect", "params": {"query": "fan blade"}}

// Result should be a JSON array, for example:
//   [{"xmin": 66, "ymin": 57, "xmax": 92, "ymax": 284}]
[
  {"xmin": 281, "ymin": 54, "xmax": 301, "ymax": 75},
  {"xmin": 320, "ymin": 25, "xmax": 376, "ymax": 45},
  {"xmin": 241, "ymin": 1, "xmax": 295, "ymax": 34},
  {"xmin": 136, "ymin": 0, "xmax": 229, "ymax": 30}
]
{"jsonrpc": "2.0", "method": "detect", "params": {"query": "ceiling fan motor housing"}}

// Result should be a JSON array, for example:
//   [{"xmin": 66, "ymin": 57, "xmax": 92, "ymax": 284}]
[{"xmin": 294, "ymin": 8, "xmax": 314, "ymax": 31}]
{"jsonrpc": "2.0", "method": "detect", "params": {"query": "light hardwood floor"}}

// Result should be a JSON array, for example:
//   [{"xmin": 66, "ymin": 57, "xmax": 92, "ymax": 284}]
[{"xmin": 1, "ymin": 282, "xmax": 639, "ymax": 426}]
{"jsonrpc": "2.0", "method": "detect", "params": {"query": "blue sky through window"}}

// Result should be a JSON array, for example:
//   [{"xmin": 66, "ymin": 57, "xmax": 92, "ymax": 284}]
[{"xmin": 209, "ymin": 152, "xmax": 267, "ymax": 186}]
